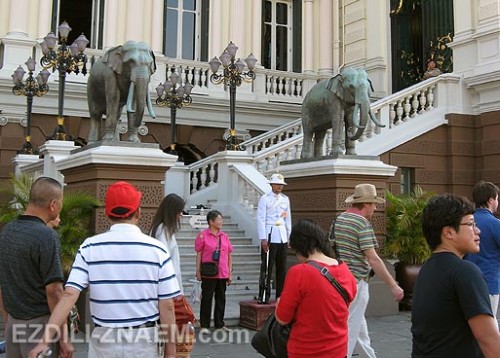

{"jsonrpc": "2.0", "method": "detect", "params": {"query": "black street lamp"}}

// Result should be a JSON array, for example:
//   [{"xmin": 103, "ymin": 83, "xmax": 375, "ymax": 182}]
[
  {"xmin": 40, "ymin": 21, "xmax": 89, "ymax": 140},
  {"xmin": 209, "ymin": 42, "xmax": 257, "ymax": 151},
  {"xmin": 12, "ymin": 57, "xmax": 50, "ymax": 154},
  {"xmin": 155, "ymin": 69, "xmax": 193, "ymax": 156}
]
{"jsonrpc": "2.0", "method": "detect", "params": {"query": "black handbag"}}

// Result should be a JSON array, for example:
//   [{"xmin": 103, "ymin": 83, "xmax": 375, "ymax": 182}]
[
  {"xmin": 200, "ymin": 235, "xmax": 221, "ymax": 277},
  {"xmin": 251, "ymin": 314, "xmax": 290, "ymax": 358},
  {"xmin": 200, "ymin": 262, "xmax": 218, "ymax": 277}
]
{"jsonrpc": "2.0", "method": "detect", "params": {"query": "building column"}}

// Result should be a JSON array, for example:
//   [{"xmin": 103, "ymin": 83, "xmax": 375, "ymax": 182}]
[
  {"xmin": 0, "ymin": 0, "xmax": 38, "ymax": 79},
  {"xmin": 332, "ymin": 0, "xmax": 340, "ymax": 73},
  {"xmin": 103, "ymin": 0, "xmax": 119, "ymax": 47},
  {"xmin": 37, "ymin": 0, "xmax": 53, "ymax": 39},
  {"xmin": 7, "ymin": 0, "xmax": 30, "ymax": 38},
  {"xmin": 151, "ymin": 0, "xmax": 164, "ymax": 53},
  {"xmin": 303, "ymin": 0, "xmax": 314, "ymax": 73},
  {"xmin": 318, "ymin": 0, "xmax": 333, "ymax": 77},
  {"xmin": 251, "ymin": 0, "xmax": 262, "ymax": 64},
  {"xmin": 126, "ymin": 0, "xmax": 145, "ymax": 41},
  {"xmin": 209, "ymin": 0, "xmax": 223, "ymax": 58},
  {"xmin": 229, "ymin": 0, "xmax": 247, "ymax": 56}
]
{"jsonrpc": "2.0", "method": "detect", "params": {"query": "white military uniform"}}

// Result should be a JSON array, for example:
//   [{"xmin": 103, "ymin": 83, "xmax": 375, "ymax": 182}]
[{"xmin": 257, "ymin": 191, "xmax": 292, "ymax": 243}]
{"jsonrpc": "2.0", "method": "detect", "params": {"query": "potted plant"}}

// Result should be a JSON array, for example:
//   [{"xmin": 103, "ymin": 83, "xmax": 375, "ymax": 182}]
[
  {"xmin": 383, "ymin": 186, "xmax": 433, "ymax": 310},
  {"xmin": 0, "ymin": 174, "xmax": 100, "ymax": 273}
]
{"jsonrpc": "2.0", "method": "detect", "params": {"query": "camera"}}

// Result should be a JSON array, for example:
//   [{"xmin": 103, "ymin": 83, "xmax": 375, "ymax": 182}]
[{"xmin": 212, "ymin": 250, "xmax": 220, "ymax": 261}]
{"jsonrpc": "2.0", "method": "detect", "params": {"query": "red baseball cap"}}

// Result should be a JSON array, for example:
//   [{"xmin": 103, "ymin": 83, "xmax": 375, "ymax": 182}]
[{"xmin": 105, "ymin": 181, "xmax": 142, "ymax": 218}]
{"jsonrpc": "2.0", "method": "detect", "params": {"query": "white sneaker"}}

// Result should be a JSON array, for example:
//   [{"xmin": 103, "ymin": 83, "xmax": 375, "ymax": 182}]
[{"xmin": 217, "ymin": 326, "xmax": 231, "ymax": 333}]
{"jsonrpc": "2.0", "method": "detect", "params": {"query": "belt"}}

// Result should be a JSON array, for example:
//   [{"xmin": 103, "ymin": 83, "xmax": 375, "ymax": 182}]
[{"xmin": 94, "ymin": 321, "xmax": 156, "ymax": 329}]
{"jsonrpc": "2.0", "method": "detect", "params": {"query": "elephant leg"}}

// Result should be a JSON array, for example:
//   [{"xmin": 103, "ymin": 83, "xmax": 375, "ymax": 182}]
[
  {"xmin": 301, "ymin": 127, "xmax": 314, "ymax": 159},
  {"xmin": 330, "ymin": 112, "xmax": 344, "ymax": 155},
  {"xmin": 102, "ymin": 83, "xmax": 121, "ymax": 141},
  {"xmin": 88, "ymin": 114, "xmax": 102, "ymax": 143},
  {"xmin": 126, "ymin": 111, "xmax": 141, "ymax": 143},
  {"xmin": 344, "ymin": 107, "xmax": 357, "ymax": 155},
  {"xmin": 314, "ymin": 130, "xmax": 326, "ymax": 157}
]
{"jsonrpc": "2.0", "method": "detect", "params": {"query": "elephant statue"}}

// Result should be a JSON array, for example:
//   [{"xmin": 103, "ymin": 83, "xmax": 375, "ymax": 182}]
[
  {"xmin": 87, "ymin": 41, "xmax": 156, "ymax": 143},
  {"xmin": 300, "ymin": 67, "xmax": 385, "ymax": 158}
]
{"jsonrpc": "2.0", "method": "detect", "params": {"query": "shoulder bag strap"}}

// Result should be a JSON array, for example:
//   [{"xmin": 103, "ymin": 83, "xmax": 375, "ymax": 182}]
[{"xmin": 307, "ymin": 260, "xmax": 349, "ymax": 305}]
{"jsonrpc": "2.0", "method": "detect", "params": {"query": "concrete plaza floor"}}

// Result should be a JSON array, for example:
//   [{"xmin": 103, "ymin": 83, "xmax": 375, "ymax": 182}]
[{"xmin": 0, "ymin": 311, "xmax": 412, "ymax": 357}]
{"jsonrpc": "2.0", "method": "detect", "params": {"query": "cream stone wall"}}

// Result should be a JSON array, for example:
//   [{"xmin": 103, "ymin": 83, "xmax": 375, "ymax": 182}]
[{"xmin": 0, "ymin": 0, "xmax": 499, "ymax": 112}]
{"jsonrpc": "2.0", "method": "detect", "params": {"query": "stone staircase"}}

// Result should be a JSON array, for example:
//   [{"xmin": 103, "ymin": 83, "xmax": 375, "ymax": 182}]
[{"xmin": 177, "ymin": 213, "xmax": 262, "ymax": 326}]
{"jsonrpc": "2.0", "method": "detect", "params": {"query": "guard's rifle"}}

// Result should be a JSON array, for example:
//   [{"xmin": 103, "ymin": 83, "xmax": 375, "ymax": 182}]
[{"xmin": 257, "ymin": 234, "xmax": 272, "ymax": 304}]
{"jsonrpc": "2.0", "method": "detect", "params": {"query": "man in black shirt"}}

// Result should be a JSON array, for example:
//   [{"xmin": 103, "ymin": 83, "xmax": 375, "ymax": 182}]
[
  {"xmin": 0, "ymin": 177, "xmax": 72, "ymax": 357},
  {"xmin": 412, "ymin": 194, "xmax": 500, "ymax": 357}
]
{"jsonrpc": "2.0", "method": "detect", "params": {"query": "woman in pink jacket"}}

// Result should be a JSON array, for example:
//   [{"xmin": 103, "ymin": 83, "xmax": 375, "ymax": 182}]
[{"xmin": 195, "ymin": 210, "xmax": 233, "ymax": 332}]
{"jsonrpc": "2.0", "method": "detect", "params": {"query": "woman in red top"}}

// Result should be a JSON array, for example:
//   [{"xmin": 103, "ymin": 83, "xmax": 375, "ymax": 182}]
[{"xmin": 276, "ymin": 219, "xmax": 358, "ymax": 358}]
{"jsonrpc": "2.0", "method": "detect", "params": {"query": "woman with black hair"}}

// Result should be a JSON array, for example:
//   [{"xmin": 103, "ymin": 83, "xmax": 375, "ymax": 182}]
[
  {"xmin": 275, "ymin": 219, "xmax": 357, "ymax": 358},
  {"xmin": 150, "ymin": 193, "xmax": 186, "ymax": 294}
]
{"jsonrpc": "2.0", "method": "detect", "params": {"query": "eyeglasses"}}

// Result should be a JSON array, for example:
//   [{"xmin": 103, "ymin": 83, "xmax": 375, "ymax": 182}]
[{"xmin": 460, "ymin": 222, "xmax": 477, "ymax": 230}]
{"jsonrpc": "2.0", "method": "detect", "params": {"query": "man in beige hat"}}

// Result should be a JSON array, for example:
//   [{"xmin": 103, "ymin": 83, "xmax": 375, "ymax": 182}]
[
  {"xmin": 256, "ymin": 173, "xmax": 292, "ymax": 303},
  {"xmin": 332, "ymin": 183, "xmax": 404, "ymax": 358}
]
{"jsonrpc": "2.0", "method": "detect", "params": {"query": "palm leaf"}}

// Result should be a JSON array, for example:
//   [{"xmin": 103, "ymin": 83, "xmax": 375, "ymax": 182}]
[{"xmin": 383, "ymin": 186, "xmax": 433, "ymax": 264}]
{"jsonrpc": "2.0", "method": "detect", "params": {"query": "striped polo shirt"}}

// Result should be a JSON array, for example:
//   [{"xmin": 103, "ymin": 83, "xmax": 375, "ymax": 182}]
[
  {"xmin": 66, "ymin": 223, "xmax": 180, "ymax": 327},
  {"xmin": 334, "ymin": 211, "xmax": 378, "ymax": 281}
]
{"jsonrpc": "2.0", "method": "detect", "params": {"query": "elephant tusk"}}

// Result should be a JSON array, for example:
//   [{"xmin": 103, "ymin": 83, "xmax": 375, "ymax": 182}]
[
  {"xmin": 348, "ymin": 126, "xmax": 365, "ymax": 141},
  {"xmin": 352, "ymin": 103, "xmax": 364, "ymax": 129},
  {"xmin": 146, "ymin": 87, "xmax": 156, "ymax": 119},
  {"xmin": 369, "ymin": 109, "xmax": 385, "ymax": 127},
  {"xmin": 127, "ymin": 82, "xmax": 136, "ymax": 113}
]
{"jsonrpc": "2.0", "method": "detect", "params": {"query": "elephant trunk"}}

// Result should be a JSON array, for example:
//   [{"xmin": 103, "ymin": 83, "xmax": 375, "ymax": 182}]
[
  {"xmin": 127, "ymin": 82, "xmax": 136, "ymax": 113},
  {"xmin": 349, "ymin": 102, "xmax": 369, "ymax": 140}
]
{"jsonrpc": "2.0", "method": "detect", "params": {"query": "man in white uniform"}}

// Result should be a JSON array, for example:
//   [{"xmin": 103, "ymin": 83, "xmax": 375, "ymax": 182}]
[{"xmin": 257, "ymin": 174, "xmax": 292, "ymax": 303}]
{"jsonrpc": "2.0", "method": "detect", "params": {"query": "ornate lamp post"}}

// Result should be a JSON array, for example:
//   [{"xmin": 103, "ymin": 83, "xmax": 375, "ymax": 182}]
[
  {"xmin": 40, "ymin": 21, "xmax": 89, "ymax": 140},
  {"xmin": 209, "ymin": 42, "xmax": 257, "ymax": 151},
  {"xmin": 12, "ymin": 57, "xmax": 50, "ymax": 154},
  {"xmin": 155, "ymin": 69, "xmax": 193, "ymax": 156}
]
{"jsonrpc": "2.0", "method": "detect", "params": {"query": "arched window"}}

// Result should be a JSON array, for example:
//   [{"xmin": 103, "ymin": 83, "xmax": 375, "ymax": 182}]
[
  {"xmin": 164, "ymin": 0, "xmax": 209, "ymax": 61},
  {"xmin": 262, "ymin": 0, "xmax": 301, "ymax": 72},
  {"xmin": 51, "ymin": 0, "xmax": 104, "ymax": 49}
]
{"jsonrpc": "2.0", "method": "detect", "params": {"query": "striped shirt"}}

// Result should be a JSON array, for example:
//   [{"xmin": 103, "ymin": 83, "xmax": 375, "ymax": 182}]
[
  {"xmin": 334, "ymin": 211, "xmax": 378, "ymax": 281},
  {"xmin": 66, "ymin": 223, "xmax": 180, "ymax": 327}
]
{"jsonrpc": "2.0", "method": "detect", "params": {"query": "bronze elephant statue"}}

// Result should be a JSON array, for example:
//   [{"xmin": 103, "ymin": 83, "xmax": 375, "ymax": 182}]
[
  {"xmin": 301, "ymin": 67, "xmax": 384, "ymax": 158},
  {"xmin": 87, "ymin": 41, "xmax": 156, "ymax": 143}
]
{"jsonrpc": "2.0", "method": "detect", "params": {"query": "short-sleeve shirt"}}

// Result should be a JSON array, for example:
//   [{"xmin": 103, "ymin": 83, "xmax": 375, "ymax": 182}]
[
  {"xmin": 0, "ymin": 215, "xmax": 64, "ymax": 320},
  {"xmin": 334, "ymin": 210, "xmax": 378, "ymax": 281},
  {"xmin": 194, "ymin": 228, "xmax": 233, "ymax": 278},
  {"xmin": 66, "ymin": 223, "xmax": 180, "ymax": 327},
  {"xmin": 465, "ymin": 208, "xmax": 500, "ymax": 295},
  {"xmin": 412, "ymin": 252, "xmax": 493, "ymax": 357},
  {"xmin": 276, "ymin": 261, "xmax": 358, "ymax": 358}
]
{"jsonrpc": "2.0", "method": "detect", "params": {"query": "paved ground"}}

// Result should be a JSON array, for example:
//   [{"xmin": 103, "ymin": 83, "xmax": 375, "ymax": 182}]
[{"xmin": 0, "ymin": 312, "xmax": 412, "ymax": 357}]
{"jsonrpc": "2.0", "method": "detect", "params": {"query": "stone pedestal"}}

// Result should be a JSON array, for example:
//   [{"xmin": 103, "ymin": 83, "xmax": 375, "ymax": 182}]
[
  {"xmin": 57, "ymin": 141, "xmax": 177, "ymax": 234},
  {"xmin": 12, "ymin": 153, "xmax": 40, "ymax": 177},
  {"xmin": 279, "ymin": 155, "xmax": 399, "ymax": 316},
  {"xmin": 239, "ymin": 300, "xmax": 277, "ymax": 331}
]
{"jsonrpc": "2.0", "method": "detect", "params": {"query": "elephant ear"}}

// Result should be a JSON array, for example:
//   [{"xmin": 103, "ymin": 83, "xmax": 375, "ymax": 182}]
[
  {"xmin": 367, "ymin": 78, "xmax": 375, "ymax": 93},
  {"xmin": 149, "ymin": 50, "xmax": 157, "ymax": 75},
  {"xmin": 326, "ymin": 74, "xmax": 344, "ymax": 101},
  {"xmin": 102, "ymin": 45, "xmax": 124, "ymax": 74}
]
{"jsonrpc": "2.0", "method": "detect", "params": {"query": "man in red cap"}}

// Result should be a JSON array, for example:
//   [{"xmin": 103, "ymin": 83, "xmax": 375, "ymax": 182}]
[{"xmin": 30, "ymin": 181, "xmax": 181, "ymax": 358}]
